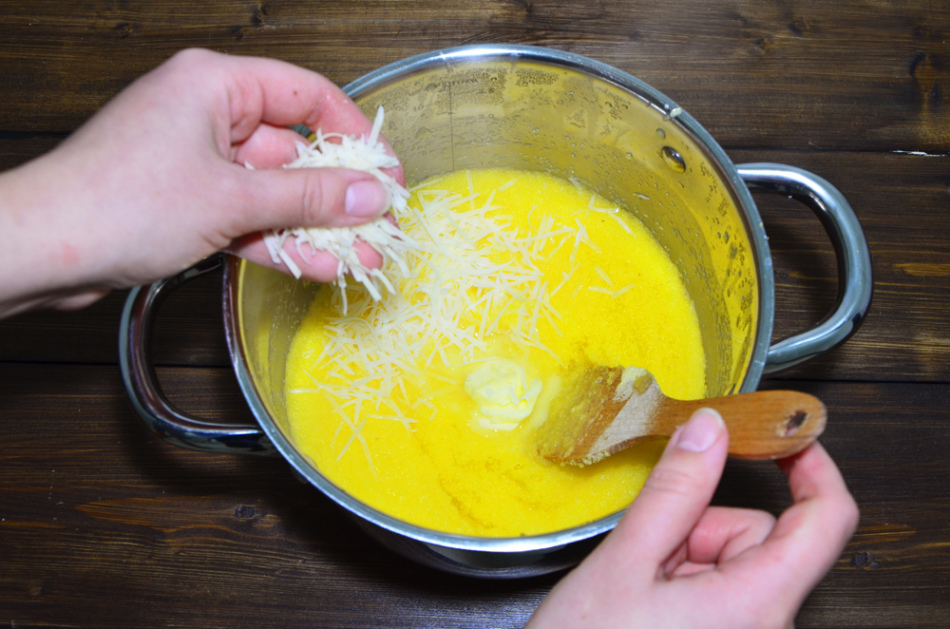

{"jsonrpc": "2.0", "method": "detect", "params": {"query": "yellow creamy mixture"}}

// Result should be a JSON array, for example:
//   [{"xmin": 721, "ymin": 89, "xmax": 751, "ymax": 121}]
[{"xmin": 284, "ymin": 168, "xmax": 706, "ymax": 537}]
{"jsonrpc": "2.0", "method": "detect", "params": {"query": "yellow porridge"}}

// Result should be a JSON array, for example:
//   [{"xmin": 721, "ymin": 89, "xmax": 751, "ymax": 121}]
[{"xmin": 284, "ymin": 168, "xmax": 705, "ymax": 537}]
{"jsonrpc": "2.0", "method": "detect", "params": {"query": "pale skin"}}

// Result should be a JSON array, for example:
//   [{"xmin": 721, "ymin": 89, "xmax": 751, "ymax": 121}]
[
  {"xmin": 527, "ymin": 409, "xmax": 859, "ymax": 629},
  {"xmin": 0, "ymin": 49, "xmax": 859, "ymax": 627},
  {"xmin": 0, "ymin": 48, "xmax": 396, "ymax": 318}
]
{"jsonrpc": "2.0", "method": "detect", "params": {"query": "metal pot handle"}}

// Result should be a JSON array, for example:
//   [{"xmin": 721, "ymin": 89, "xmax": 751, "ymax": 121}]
[
  {"xmin": 737, "ymin": 163, "xmax": 873, "ymax": 374},
  {"xmin": 119, "ymin": 254, "xmax": 275, "ymax": 454}
]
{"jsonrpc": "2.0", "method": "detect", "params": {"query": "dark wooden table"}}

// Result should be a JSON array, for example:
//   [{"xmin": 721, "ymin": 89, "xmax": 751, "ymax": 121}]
[{"xmin": 1, "ymin": 1, "xmax": 948, "ymax": 627}]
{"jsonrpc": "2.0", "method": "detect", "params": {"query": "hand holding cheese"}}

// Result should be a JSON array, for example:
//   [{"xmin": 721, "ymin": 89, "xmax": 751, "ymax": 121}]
[{"xmin": 0, "ymin": 48, "xmax": 401, "ymax": 318}]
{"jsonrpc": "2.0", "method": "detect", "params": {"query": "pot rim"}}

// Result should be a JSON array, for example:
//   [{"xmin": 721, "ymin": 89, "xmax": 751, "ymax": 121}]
[{"xmin": 226, "ymin": 44, "xmax": 773, "ymax": 553}]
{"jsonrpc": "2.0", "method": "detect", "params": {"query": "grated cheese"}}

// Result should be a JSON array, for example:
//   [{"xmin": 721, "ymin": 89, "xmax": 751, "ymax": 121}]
[
  {"xmin": 294, "ymin": 176, "xmax": 576, "ymax": 464},
  {"xmin": 289, "ymin": 170, "xmax": 650, "ymax": 468},
  {"xmin": 594, "ymin": 266, "xmax": 614, "ymax": 290},
  {"xmin": 260, "ymin": 107, "xmax": 414, "ymax": 312}
]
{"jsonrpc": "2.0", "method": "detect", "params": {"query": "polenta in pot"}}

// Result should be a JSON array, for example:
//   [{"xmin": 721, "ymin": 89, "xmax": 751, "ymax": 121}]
[{"xmin": 284, "ymin": 168, "xmax": 705, "ymax": 537}]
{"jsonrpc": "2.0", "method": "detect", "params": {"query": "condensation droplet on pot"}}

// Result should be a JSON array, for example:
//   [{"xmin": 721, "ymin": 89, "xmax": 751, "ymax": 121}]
[
  {"xmin": 663, "ymin": 107, "xmax": 683, "ymax": 121},
  {"xmin": 655, "ymin": 128, "xmax": 666, "ymax": 139},
  {"xmin": 625, "ymin": 152, "xmax": 633, "ymax": 160},
  {"xmin": 661, "ymin": 146, "xmax": 686, "ymax": 173}
]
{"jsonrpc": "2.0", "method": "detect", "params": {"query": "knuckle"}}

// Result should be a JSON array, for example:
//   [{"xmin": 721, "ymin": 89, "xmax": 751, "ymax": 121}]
[{"xmin": 299, "ymin": 173, "xmax": 340, "ymax": 225}]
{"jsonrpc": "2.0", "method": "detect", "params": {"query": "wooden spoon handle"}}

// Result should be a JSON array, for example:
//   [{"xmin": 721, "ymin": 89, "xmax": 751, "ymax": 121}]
[{"xmin": 660, "ymin": 390, "xmax": 827, "ymax": 460}]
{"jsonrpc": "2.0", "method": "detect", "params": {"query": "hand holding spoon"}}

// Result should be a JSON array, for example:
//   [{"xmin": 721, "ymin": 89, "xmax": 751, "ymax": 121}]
[{"xmin": 535, "ymin": 365, "xmax": 826, "ymax": 466}]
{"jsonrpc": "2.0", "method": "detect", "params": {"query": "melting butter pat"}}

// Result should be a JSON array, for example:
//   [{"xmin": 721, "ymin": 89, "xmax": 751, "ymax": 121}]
[{"xmin": 464, "ymin": 360, "xmax": 543, "ymax": 431}]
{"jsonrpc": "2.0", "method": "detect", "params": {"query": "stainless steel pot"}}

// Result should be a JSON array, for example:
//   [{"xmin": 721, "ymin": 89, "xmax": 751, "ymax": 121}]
[{"xmin": 120, "ymin": 45, "xmax": 872, "ymax": 578}]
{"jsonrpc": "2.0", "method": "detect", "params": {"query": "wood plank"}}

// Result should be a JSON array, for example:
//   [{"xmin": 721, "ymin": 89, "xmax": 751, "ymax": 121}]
[
  {"xmin": 0, "ymin": 1, "xmax": 947, "ymax": 151},
  {"xmin": 0, "ymin": 364, "xmax": 947, "ymax": 627}
]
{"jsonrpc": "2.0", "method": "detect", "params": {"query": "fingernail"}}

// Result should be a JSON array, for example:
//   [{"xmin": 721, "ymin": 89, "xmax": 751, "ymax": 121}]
[
  {"xmin": 345, "ymin": 179, "xmax": 388, "ymax": 217},
  {"xmin": 675, "ymin": 408, "xmax": 724, "ymax": 452}
]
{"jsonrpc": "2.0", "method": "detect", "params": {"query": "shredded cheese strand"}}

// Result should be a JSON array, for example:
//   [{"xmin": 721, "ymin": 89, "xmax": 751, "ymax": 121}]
[
  {"xmin": 260, "ymin": 107, "xmax": 415, "ymax": 312},
  {"xmin": 296, "ymin": 177, "xmax": 575, "ymax": 464}
]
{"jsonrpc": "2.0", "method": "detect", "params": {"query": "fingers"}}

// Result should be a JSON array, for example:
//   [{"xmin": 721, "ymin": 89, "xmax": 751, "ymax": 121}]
[
  {"xmin": 212, "ymin": 51, "xmax": 405, "ymax": 180},
  {"xmin": 215, "ymin": 52, "xmax": 374, "ymax": 138},
  {"xmin": 774, "ymin": 442, "xmax": 860, "ymax": 571},
  {"xmin": 231, "ymin": 123, "xmax": 305, "ymax": 169},
  {"xmin": 525, "ymin": 409, "xmax": 732, "ymax": 628},
  {"xmin": 605, "ymin": 408, "xmax": 730, "ymax": 574},
  {"xmin": 664, "ymin": 506, "xmax": 776, "ymax": 578},
  {"xmin": 158, "ymin": 49, "xmax": 405, "ymax": 182},
  {"xmin": 712, "ymin": 443, "xmax": 858, "ymax": 621},
  {"xmin": 753, "ymin": 443, "xmax": 859, "ymax": 580},
  {"xmin": 779, "ymin": 441, "xmax": 856, "ymax": 514},
  {"xmin": 215, "ymin": 51, "xmax": 407, "ymax": 188},
  {"xmin": 223, "ymin": 164, "xmax": 390, "ymax": 281},
  {"xmin": 228, "ymin": 165, "xmax": 391, "ymax": 236},
  {"xmin": 228, "ymin": 233, "xmax": 384, "ymax": 284}
]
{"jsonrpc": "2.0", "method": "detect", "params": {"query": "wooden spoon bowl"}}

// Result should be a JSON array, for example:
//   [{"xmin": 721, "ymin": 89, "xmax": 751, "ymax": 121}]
[{"xmin": 535, "ymin": 365, "xmax": 826, "ymax": 466}]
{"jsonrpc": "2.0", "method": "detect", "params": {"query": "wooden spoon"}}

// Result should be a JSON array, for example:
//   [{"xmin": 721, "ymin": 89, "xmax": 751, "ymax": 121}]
[{"xmin": 535, "ymin": 365, "xmax": 826, "ymax": 465}]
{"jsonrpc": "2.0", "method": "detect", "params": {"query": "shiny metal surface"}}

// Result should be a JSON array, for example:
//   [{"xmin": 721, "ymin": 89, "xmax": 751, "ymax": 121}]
[
  {"xmin": 119, "ymin": 45, "xmax": 872, "ymax": 577},
  {"xmin": 737, "ymin": 164, "xmax": 874, "ymax": 373},
  {"xmin": 348, "ymin": 44, "xmax": 768, "ymax": 395},
  {"xmin": 119, "ymin": 255, "xmax": 273, "ymax": 454}
]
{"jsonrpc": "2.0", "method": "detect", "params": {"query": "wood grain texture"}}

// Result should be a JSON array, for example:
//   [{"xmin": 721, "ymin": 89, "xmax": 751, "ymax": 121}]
[
  {"xmin": 0, "ymin": 364, "xmax": 548, "ymax": 628},
  {"xmin": 1, "ymin": 367, "xmax": 947, "ymax": 627},
  {"xmin": 0, "ymin": 1, "xmax": 947, "ymax": 151},
  {"xmin": 1, "ymin": 0, "xmax": 948, "ymax": 627}
]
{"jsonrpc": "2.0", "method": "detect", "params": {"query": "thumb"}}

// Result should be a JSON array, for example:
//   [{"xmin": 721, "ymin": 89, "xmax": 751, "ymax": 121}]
[
  {"xmin": 606, "ymin": 408, "xmax": 729, "ymax": 573},
  {"xmin": 231, "ymin": 165, "xmax": 390, "ymax": 234}
]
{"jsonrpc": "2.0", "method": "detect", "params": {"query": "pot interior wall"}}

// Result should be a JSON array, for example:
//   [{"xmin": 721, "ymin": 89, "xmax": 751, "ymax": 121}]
[
  {"xmin": 237, "ymin": 54, "xmax": 760, "ymax": 446},
  {"xmin": 237, "ymin": 262, "xmax": 317, "ymax": 435},
  {"xmin": 355, "ymin": 57, "xmax": 759, "ymax": 397}
]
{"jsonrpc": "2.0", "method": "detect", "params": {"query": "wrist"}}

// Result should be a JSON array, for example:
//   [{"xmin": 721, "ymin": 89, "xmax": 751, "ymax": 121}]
[{"xmin": 0, "ymin": 154, "xmax": 113, "ymax": 318}]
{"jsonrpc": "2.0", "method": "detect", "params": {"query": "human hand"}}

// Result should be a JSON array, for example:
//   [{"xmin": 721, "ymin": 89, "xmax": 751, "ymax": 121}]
[
  {"xmin": 527, "ymin": 408, "xmax": 859, "ymax": 629},
  {"xmin": 0, "ymin": 48, "xmax": 400, "ymax": 318}
]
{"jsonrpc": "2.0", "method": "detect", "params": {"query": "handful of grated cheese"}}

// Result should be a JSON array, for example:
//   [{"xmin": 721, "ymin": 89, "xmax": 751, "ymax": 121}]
[{"xmin": 261, "ymin": 107, "xmax": 414, "ymax": 312}]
